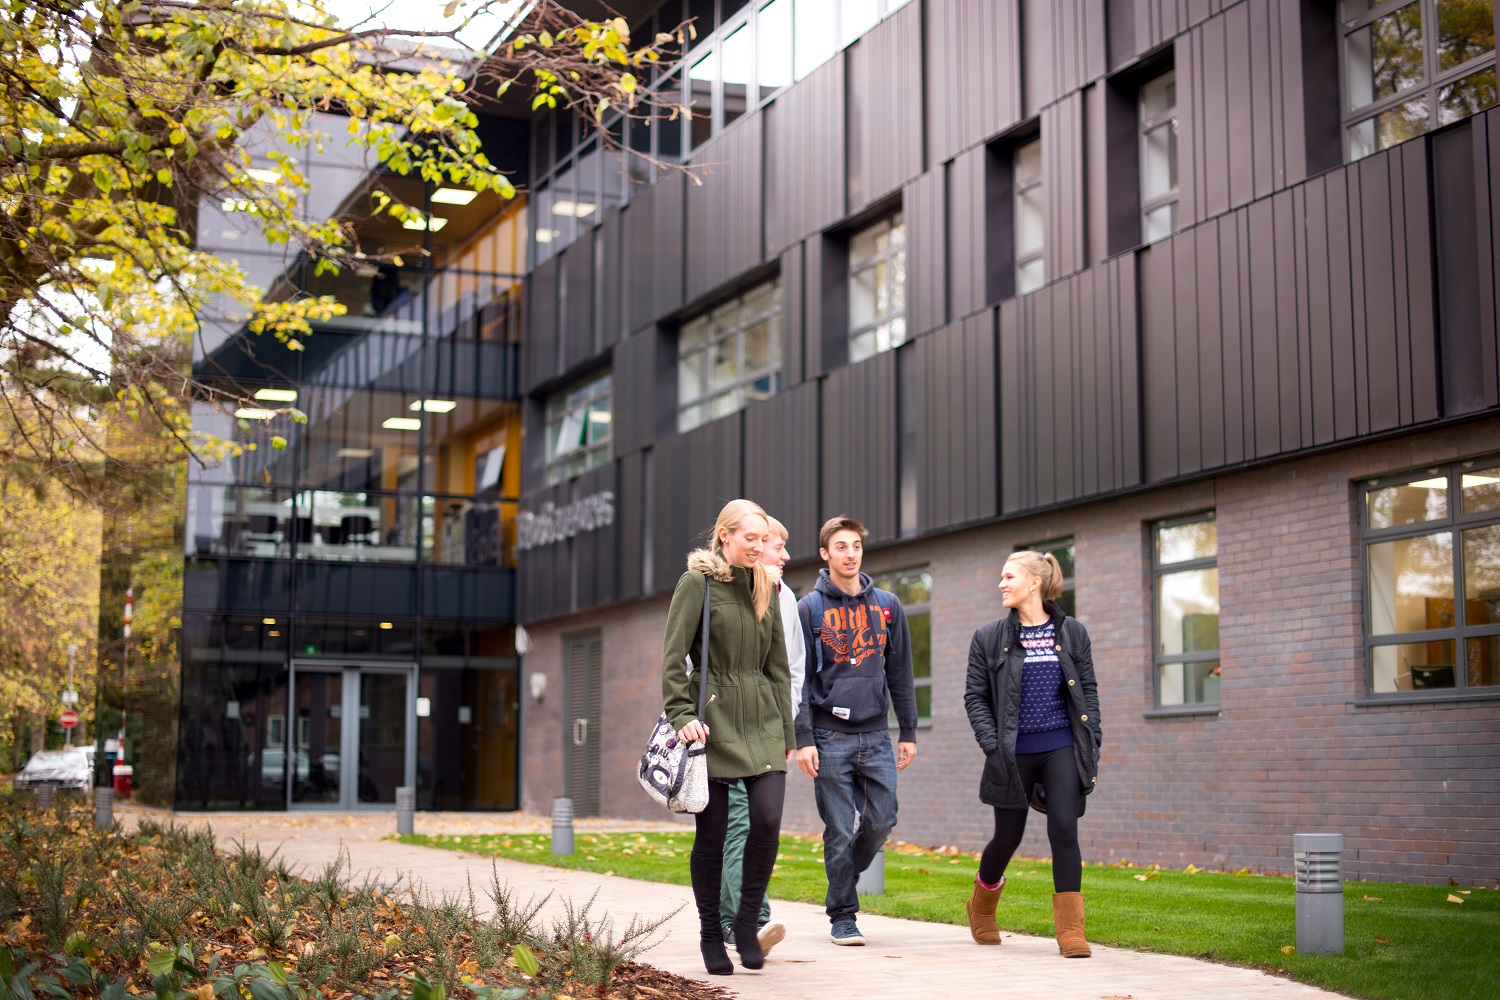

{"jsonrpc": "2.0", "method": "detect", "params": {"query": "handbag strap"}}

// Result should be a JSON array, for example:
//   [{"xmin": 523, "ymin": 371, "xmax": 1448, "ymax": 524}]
[{"xmin": 695, "ymin": 570, "xmax": 711, "ymax": 721}]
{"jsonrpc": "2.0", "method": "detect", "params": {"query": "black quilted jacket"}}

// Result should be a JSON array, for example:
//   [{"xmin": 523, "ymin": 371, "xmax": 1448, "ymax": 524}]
[{"xmin": 963, "ymin": 602, "xmax": 1103, "ymax": 810}]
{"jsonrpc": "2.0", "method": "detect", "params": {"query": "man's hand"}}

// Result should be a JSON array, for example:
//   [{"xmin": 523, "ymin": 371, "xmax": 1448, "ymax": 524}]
[
  {"xmin": 796, "ymin": 745, "xmax": 820, "ymax": 778},
  {"xmin": 896, "ymin": 741, "xmax": 917, "ymax": 771}
]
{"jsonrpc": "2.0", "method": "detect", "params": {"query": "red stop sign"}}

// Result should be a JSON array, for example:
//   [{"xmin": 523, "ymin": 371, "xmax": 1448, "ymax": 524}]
[{"xmin": 60, "ymin": 709, "xmax": 78, "ymax": 729}]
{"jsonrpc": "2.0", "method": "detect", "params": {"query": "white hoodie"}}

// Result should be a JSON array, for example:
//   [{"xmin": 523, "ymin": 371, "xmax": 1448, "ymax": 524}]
[{"xmin": 779, "ymin": 581, "xmax": 806, "ymax": 716}]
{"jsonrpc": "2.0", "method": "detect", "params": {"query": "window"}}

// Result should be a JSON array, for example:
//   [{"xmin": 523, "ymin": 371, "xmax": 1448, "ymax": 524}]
[
  {"xmin": 1139, "ymin": 70, "xmax": 1179, "ymax": 243},
  {"xmin": 1152, "ymin": 513, "xmax": 1220, "ymax": 708},
  {"xmin": 1025, "ymin": 537, "xmax": 1076, "ymax": 617},
  {"xmin": 1014, "ymin": 138, "xmax": 1045, "ymax": 294},
  {"xmin": 848, "ymin": 213, "xmax": 907, "ymax": 363},
  {"xmin": 678, "ymin": 280, "xmax": 783, "ymax": 432},
  {"xmin": 1343, "ymin": 0, "xmax": 1497, "ymax": 160},
  {"xmin": 544, "ymin": 372, "xmax": 612, "ymax": 485},
  {"xmin": 690, "ymin": 48, "xmax": 718, "ymax": 149},
  {"xmin": 1362, "ymin": 457, "xmax": 1500, "ymax": 695},
  {"xmin": 873, "ymin": 568, "xmax": 932, "ymax": 723}
]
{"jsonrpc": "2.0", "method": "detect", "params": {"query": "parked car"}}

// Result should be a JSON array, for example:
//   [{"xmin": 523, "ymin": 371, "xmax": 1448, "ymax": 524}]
[{"xmin": 13, "ymin": 750, "xmax": 91, "ymax": 791}]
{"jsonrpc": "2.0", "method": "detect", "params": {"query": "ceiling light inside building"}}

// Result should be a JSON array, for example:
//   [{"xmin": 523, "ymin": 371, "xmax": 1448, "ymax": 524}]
[
  {"xmin": 379, "ymin": 622, "xmax": 394, "ymax": 630},
  {"xmin": 431, "ymin": 187, "xmax": 479, "ymax": 205},
  {"xmin": 382, "ymin": 417, "xmax": 422, "ymax": 431},
  {"xmin": 535, "ymin": 228, "xmax": 558, "ymax": 243},
  {"xmin": 1408, "ymin": 478, "xmax": 1448, "ymax": 489},
  {"xmin": 254, "ymin": 387, "xmax": 298, "ymax": 402},
  {"xmin": 234, "ymin": 407, "xmax": 276, "ymax": 420},
  {"xmin": 552, "ymin": 200, "xmax": 598, "ymax": 218},
  {"xmin": 338, "ymin": 448, "xmax": 375, "ymax": 459},
  {"xmin": 262, "ymin": 618, "xmax": 276, "ymax": 625},
  {"xmin": 409, "ymin": 399, "xmax": 458, "ymax": 413},
  {"xmin": 402, "ymin": 214, "xmax": 449, "ymax": 231},
  {"xmin": 1462, "ymin": 474, "xmax": 1500, "ymax": 487},
  {"xmin": 588, "ymin": 410, "xmax": 611, "ymax": 423}
]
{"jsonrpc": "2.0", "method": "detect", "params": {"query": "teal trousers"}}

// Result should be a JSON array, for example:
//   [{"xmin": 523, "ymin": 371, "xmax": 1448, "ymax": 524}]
[{"xmin": 719, "ymin": 780, "xmax": 773, "ymax": 927}]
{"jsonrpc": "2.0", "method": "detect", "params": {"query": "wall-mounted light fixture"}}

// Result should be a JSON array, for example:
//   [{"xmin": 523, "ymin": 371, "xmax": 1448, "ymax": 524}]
[{"xmin": 529, "ymin": 672, "xmax": 548, "ymax": 703}]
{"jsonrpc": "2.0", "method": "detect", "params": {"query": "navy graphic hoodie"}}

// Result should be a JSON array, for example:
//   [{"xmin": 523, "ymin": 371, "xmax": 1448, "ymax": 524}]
[{"xmin": 794, "ymin": 568, "xmax": 918, "ymax": 749}]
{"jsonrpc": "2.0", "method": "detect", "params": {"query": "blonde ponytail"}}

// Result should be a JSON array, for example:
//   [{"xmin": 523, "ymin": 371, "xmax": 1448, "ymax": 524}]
[{"xmin": 1007, "ymin": 550, "xmax": 1065, "ymax": 602}]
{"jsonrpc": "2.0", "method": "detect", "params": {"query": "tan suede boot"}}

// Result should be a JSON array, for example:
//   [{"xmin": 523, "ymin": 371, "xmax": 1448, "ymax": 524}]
[
  {"xmin": 1052, "ymin": 892, "xmax": 1092, "ymax": 957},
  {"xmin": 965, "ymin": 875, "xmax": 1004, "ymax": 945}
]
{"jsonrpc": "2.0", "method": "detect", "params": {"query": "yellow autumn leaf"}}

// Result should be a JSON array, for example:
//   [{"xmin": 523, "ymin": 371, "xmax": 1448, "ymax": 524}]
[
  {"xmin": 1184, "ymin": 864, "xmax": 1201, "ymax": 874},
  {"xmin": 1281, "ymin": 945, "xmax": 1296, "ymax": 955},
  {"xmin": 1447, "ymin": 893, "xmax": 1464, "ymax": 903}
]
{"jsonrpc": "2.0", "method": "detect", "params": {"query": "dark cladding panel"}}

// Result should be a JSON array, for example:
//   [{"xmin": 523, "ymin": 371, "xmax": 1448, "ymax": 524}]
[
  {"xmin": 1043, "ymin": 93, "xmax": 1088, "ymax": 282},
  {"xmin": 1356, "ymin": 153, "xmax": 1401, "ymax": 434},
  {"xmin": 1140, "ymin": 241, "xmax": 1178, "ymax": 482},
  {"xmin": 847, "ymin": 4, "xmax": 925, "ymax": 214},
  {"xmin": 1024, "ymin": 0, "xmax": 1108, "ymax": 114},
  {"xmin": 687, "ymin": 120, "xmax": 765, "ymax": 302},
  {"xmin": 906, "ymin": 169, "xmax": 947, "ymax": 337},
  {"xmin": 522, "ymin": 257, "xmax": 560, "ymax": 391},
  {"xmin": 1398, "ymin": 141, "xmax": 1439, "ymax": 425},
  {"xmin": 765, "ymin": 55, "xmax": 846, "ymax": 254},
  {"xmin": 570, "ymin": 462, "xmax": 619, "ymax": 611},
  {"xmin": 782, "ymin": 242, "xmax": 806, "ymax": 386},
  {"xmin": 597, "ymin": 207, "xmax": 624, "ymax": 351},
  {"xmin": 622, "ymin": 174, "xmax": 686, "ymax": 333},
  {"xmin": 820, "ymin": 352, "xmax": 899, "ymax": 544},
  {"xmin": 649, "ymin": 416, "xmax": 744, "ymax": 596},
  {"xmin": 617, "ymin": 451, "xmax": 645, "ymax": 601},
  {"xmin": 915, "ymin": 312, "xmax": 999, "ymax": 533},
  {"xmin": 1434, "ymin": 115, "xmax": 1500, "ymax": 415},
  {"xmin": 1001, "ymin": 261, "xmax": 1141, "ymax": 507},
  {"xmin": 559, "ymin": 235, "xmax": 595, "ymax": 373},
  {"xmin": 742, "ymin": 382, "xmax": 820, "ymax": 560},
  {"xmin": 653, "ymin": 171, "xmax": 688, "ymax": 320},
  {"xmin": 611, "ymin": 328, "xmax": 663, "ymax": 456},
  {"xmin": 517, "ymin": 481, "xmax": 568, "ymax": 621},
  {"xmin": 926, "ymin": 0, "xmax": 1023, "ymax": 164},
  {"xmin": 948, "ymin": 146, "xmax": 989, "ymax": 320}
]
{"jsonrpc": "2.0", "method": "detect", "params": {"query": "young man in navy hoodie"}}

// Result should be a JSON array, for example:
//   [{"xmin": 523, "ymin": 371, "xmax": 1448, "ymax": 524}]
[{"xmin": 795, "ymin": 515, "xmax": 918, "ymax": 945}]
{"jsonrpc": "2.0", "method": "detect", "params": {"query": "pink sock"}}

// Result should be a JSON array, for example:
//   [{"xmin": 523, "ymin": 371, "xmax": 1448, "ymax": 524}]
[{"xmin": 978, "ymin": 875, "xmax": 1003, "ymax": 890}]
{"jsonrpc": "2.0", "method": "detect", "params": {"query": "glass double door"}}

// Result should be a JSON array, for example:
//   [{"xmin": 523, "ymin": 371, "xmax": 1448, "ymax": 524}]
[{"xmin": 289, "ymin": 664, "xmax": 414, "ymax": 809}]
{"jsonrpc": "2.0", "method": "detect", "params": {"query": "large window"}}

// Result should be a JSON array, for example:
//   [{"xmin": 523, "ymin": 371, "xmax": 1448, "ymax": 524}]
[
  {"xmin": 873, "ymin": 567, "xmax": 932, "ymax": 724},
  {"xmin": 1362, "ymin": 457, "xmax": 1500, "ymax": 695},
  {"xmin": 1152, "ymin": 513, "xmax": 1220, "ymax": 709},
  {"xmin": 1024, "ymin": 537, "xmax": 1076, "ymax": 617},
  {"xmin": 848, "ymin": 213, "xmax": 908, "ymax": 363},
  {"xmin": 677, "ymin": 279, "xmax": 783, "ymax": 432},
  {"xmin": 1139, "ymin": 70, "xmax": 1180, "ymax": 244},
  {"xmin": 544, "ymin": 372, "xmax": 612, "ymax": 485},
  {"xmin": 1014, "ymin": 138, "xmax": 1045, "ymax": 295},
  {"xmin": 1343, "ymin": 0, "xmax": 1497, "ymax": 160}
]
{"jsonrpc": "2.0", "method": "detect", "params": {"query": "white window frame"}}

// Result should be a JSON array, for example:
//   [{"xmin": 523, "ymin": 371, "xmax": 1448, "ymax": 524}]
[
  {"xmin": 677, "ymin": 279, "xmax": 783, "ymax": 432},
  {"xmin": 544, "ymin": 372, "xmax": 612, "ymax": 486},
  {"xmin": 848, "ymin": 212, "xmax": 908, "ymax": 364},
  {"xmin": 1014, "ymin": 137, "xmax": 1045, "ymax": 295},
  {"xmin": 1139, "ymin": 69, "xmax": 1179, "ymax": 245}
]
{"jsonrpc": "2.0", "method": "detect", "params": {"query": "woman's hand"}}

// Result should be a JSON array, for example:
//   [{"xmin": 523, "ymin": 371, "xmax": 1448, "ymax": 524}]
[
  {"xmin": 677, "ymin": 720, "xmax": 709, "ymax": 744},
  {"xmin": 786, "ymin": 749, "xmax": 795, "ymax": 764}
]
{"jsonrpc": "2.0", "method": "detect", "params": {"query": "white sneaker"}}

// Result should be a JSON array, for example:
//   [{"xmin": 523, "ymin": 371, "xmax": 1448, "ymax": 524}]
[{"xmin": 757, "ymin": 920, "xmax": 787, "ymax": 957}]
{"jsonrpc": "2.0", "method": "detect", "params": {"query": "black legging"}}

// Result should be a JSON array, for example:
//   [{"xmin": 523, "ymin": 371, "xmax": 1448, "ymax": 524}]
[
  {"xmin": 978, "ymin": 746, "xmax": 1082, "ymax": 893},
  {"xmin": 693, "ymin": 771, "xmax": 785, "ymax": 854}
]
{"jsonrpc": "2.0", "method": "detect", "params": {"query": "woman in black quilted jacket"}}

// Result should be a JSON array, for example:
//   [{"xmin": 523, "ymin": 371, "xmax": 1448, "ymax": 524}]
[{"xmin": 962, "ymin": 550, "xmax": 1103, "ymax": 958}]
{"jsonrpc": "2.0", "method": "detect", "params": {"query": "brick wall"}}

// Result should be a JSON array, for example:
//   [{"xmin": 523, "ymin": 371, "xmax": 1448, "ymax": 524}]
[{"xmin": 522, "ymin": 416, "xmax": 1500, "ymax": 883}]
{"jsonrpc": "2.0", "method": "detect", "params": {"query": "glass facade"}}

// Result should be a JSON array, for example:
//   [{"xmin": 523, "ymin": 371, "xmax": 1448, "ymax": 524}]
[{"xmin": 165, "ymin": 184, "xmax": 529, "ymax": 810}]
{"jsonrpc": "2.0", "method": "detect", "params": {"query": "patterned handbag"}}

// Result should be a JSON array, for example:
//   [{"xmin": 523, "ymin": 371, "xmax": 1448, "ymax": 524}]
[{"xmin": 637, "ymin": 572, "xmax": 711, "ymax": 813}]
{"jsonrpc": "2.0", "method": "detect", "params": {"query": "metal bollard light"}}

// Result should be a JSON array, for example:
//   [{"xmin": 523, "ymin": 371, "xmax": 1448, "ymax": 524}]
[
  {"xmin": 551, "ymin": 797, "xmax": 575, "ymax": 855},
  {"xmin": 94, "ymin": 786, "xmax": 115, "ymax": 829},
  {"xmin": 856, "ymin": 847, "xmax": 886, "ymax": 896},
  {"xmin": 395, "ymin": 786, "xmax": 415, "ymax": 836},
  {"xmin": 36, "ymin": 784, "xmax": 55, "ymax": 810},
  {"xmin": 1294, "ymin": 832, "xmax": 1344, "ymax": 956}
]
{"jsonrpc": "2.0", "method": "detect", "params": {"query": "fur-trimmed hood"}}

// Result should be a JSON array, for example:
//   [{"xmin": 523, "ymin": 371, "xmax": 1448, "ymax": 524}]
[{"xmin": 685, "ymin": 547, "xmax": 736, "ymax": 582}]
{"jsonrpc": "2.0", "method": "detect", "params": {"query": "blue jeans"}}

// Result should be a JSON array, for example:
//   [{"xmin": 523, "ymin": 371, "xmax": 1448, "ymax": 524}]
[{"xmin": 812, "ymin": 728, "xmax": 898, "ymax": 924}]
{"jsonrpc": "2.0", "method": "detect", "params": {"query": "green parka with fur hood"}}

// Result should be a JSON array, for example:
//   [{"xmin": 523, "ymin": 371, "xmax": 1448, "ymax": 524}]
[{"xmin": 661, "ymin": 548, "xmax": 795, "ymax": 779}]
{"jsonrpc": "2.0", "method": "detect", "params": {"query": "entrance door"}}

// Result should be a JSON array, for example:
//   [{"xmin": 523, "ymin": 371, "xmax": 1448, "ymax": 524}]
[
  {"xmin": 289, "ymin": 664, "xmax": 414, "ymax": 809},
  {"xmin": 563, "ymin": 632, "xmax": 602, "ymax": 817}
]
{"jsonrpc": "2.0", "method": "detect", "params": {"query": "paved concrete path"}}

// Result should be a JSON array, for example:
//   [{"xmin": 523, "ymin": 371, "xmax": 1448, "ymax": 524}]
[{"xmin": 124, "ymin": 808, "xmax": 1341, "ymax": 1000}]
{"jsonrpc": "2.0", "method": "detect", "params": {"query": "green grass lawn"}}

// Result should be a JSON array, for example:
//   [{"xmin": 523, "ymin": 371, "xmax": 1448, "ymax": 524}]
[{"xmin": 397, "ymin": 830, "xmax": 1497, "ymax": 1000}]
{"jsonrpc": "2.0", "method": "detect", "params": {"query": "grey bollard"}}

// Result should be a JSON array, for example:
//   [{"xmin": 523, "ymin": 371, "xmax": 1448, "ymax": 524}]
[
  {"xmin": 395, "ymin": 786, "xmax": 415, "ymax": 836},
  {"xmin": 551, "ymin": 797, "xmax": 575, "ymax": 855},
  {"xmin": 857, "ymin": 847, "xmax": 886, "ymax": 896},
  {"xmin": 1294, "ymin": 832, "xmax": 1344, "ymax": 956},
  {"xmin": 94, "ymin": 786, "xmax": 115, "ymax": 829},
  {"xmin": 36, "ymin": 784, "xmax": 54, "ymax": 810}
]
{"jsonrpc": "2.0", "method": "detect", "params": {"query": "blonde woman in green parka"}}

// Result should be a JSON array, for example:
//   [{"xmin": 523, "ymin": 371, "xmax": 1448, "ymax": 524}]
[{"xmin": 662, "ymin": 498, "xmax": 795, "ymax": 976}]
